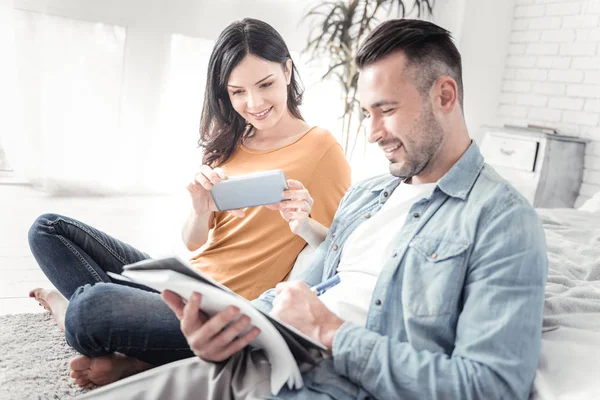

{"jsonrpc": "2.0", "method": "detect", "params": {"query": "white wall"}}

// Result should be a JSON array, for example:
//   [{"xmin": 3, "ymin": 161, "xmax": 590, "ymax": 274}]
[
  {"xmin": 497, "ymin": 0, "xmax": 600, "ymax": 205},
  {"xmin": 454, "ymin": 0, "xmax": 517, "ymax": 143},
  {"xmin": 433, "ymin": 0, "xmax": 517, "ymax": 144}
]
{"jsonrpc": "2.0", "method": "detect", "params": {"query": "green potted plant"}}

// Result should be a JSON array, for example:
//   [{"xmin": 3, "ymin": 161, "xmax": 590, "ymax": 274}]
[{"xmin": 302, "ymin": 0, "xmax": 434, "ymax": 157}]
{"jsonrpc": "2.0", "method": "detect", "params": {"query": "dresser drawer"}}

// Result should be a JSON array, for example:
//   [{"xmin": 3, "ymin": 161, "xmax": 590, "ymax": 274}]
[{"xmin": 480, "ymin": 133, "xmax": 538, "ymax": 172}]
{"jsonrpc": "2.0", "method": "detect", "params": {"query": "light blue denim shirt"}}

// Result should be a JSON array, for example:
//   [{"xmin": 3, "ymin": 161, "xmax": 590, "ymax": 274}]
[{"xmin": 253, "ymin": 142, "xmax": 548, "ymax": 400}]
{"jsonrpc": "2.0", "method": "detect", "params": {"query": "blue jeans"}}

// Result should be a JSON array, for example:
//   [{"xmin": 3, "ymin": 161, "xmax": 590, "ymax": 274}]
[{"xmin": 28, "ymin": 213, "xmax": 194, "ymax": 365}]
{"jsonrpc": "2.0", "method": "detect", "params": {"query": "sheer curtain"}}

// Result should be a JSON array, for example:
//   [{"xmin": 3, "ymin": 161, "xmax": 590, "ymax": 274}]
[
  {"xmin": 5, "ymin": 8, "xmax": 212, "ymax": 195},
  {"xmin": 0, "ymin": 0, "xmax": 19, "ymax": 175},
  {"xmin": 153, "ymin": 34, "xmax": 214, "ymax": 191},
  {"xmin": 9, "ymin": 10, "xmax": 127, "ymax": 194}
]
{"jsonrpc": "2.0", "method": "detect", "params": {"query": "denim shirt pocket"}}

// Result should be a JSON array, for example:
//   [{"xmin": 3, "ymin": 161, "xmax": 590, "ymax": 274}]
[{"xmin": 403, "ymin": 235, "xmax": 470, "ymax": 317}]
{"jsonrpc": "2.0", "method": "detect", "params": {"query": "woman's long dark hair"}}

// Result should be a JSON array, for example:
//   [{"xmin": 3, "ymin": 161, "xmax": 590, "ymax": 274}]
[{"xmin": 199, "ymin": 18, "xmax": 304, "ymax": 167}]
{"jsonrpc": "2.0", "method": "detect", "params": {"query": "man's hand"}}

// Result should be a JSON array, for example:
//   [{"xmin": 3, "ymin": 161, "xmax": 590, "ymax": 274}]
[
  {"xmin": 162, "ymin": 290, "xmax": 261, "ymax": 362},
  {"xmin": 270, "ymin": 281, "xmax": 344, "ymax": 352}
]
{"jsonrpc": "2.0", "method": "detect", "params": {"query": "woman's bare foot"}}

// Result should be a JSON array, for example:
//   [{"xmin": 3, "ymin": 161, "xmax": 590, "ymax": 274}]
[
  {"xmin": 28, "ymin": 288, "xmax": 68, "ymax": 331},
  {"xmin": 69, "ymin": 353, "xmax": 152, "ymax": 387}
]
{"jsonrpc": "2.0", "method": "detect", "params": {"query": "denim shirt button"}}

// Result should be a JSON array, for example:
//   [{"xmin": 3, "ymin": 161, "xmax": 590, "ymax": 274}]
[
  {"xmin": 375, "ymin": 299, "xmax": 382, "ymax": 306},
  {"xmin": 363, "ymin": 212, "xmax": 371, "ymax": 218},
  {"xmin": 383, "ymin": 191, "xmax": 389, "ymax": 197},
  {"xmin": 413, "ymin": 212, "xmax": 420, "ymax": 218},
  {"xmin": 392, "ymin": 252, "xmax": 398, "ymax": 258},
  {"xmin": 431, "ymin": 252, "xmax": 438, "ymax": 260},
  {"xmin": 333, "ymin": 244, "xmax": 339, "ymax": 251}
]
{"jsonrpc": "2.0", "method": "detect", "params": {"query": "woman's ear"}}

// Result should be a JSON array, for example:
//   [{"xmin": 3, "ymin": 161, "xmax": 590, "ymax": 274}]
[{"xmin": 285, "ymin": 59, "xmax": 293, "ymax": 85}]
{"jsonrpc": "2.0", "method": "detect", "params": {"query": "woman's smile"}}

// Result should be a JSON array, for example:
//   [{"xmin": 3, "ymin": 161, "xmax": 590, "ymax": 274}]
[{"xmin": 247, "ymin": 106, "xmax": 273, "ymax": 121}]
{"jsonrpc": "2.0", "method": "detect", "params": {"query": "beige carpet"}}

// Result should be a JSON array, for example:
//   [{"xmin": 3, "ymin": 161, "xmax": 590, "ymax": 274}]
[{"xmin": 0, "ymin": 312, "xmax": 89, "ymax": 399}]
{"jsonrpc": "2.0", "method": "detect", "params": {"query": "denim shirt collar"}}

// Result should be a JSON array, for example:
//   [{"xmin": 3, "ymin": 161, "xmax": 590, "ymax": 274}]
[
  {"xmin": 370, "ymin": 177, "xmax": 401, "ymax": 194},
  {"xmin": 437, "ymin": 141, "xmax": 484, "ymax": 200},
  {"xmin": 371, "ymin": 141, "xmax": 484, "ymax": 201}
]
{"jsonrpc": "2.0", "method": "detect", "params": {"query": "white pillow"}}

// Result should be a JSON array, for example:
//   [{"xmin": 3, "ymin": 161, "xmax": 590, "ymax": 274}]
[
  {"xmin": 578, "ymin": 191, "xmax": 600, "ymax": 212},
  {"xmin": 287, "ymin": 245, "xmax": 316, "ymax": 281}
]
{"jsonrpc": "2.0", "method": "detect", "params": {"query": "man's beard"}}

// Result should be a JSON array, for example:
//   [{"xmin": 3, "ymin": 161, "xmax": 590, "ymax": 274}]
[{"xmin": 389, "ymin": 104, "xmax": 443, "ymax": 179}]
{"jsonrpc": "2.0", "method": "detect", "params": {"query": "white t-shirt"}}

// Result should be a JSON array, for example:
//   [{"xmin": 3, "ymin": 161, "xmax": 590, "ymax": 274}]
[{"xmin": 319, "ymin": 181, "xmax": 437, "ymax": 327}]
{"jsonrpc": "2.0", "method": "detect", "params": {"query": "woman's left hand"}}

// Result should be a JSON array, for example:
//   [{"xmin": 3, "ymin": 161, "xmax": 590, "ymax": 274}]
[{"xmin": 267, "ymin": 179, "xmax": 313, "ymax": 236}]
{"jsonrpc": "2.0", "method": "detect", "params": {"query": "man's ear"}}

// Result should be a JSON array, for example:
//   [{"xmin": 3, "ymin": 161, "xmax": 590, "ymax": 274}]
[
  {"xmin": 435, "ymin": 76, "xmax": 458, "ymax": 113},
  {"xmin": 284, "ymin": 59, "xmax": 293, "ymax": 85}
]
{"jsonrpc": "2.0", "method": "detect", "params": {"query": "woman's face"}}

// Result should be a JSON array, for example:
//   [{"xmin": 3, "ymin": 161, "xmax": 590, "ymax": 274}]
[{"xmin": 226, "ymin": 54, "xmax": 292, "ymax": 131}]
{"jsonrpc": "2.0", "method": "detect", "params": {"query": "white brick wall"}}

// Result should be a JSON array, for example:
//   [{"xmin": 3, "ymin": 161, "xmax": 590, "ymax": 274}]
[{"xmin": 497, "ymin": 0, "xmax": 600, "ymax": 206}]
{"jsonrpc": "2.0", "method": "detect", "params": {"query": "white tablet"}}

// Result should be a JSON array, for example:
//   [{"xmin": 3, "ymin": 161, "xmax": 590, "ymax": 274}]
[{"xmin": 209, "ymin": 169, "xmax": 288, "ymax": 211}]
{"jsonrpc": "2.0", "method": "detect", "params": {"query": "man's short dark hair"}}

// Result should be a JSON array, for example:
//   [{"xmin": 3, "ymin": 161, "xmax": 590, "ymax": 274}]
[{"xmin": 356, "ymin": 19, "xmax": 464, "ymax": 108}]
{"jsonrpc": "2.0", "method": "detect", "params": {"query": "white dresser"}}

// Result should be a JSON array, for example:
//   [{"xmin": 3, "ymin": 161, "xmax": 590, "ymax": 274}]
[{"xmin": 479, "ymin": 126, "xmax": 586, "ymax": 208}]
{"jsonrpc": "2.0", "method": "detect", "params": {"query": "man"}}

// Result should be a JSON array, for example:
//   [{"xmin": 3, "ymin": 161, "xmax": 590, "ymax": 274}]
[{"xmin": 79, "ymin": 19, "xmax": 547, "ymax": 400}]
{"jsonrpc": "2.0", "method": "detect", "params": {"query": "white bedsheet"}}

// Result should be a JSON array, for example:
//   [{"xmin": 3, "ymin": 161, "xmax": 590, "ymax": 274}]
[{"xmin": 530, "ymin": 208, "xmax": 600, "ymax": 400}]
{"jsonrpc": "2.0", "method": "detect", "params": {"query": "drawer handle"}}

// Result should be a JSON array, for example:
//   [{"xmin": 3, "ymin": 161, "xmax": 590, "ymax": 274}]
[{"xmin": 499, "ymin": 148, "xmax": 515, "ymax": 156}]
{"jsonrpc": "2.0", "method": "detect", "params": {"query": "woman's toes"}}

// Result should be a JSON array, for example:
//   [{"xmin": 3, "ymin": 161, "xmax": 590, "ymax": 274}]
[
  {"xmin": 74, "ymin": 377, "xmax": 91, "ymax": 387},
  {"xmin": 70, "ymin": 370, "xmax": 84, "ymax": 379},
  {"xmin": 29, "ymin": 288, "xmax": 51, "ymax": 310},
  {"xmin": 70, "ymin": 355, "xmax": 93, "ymax": 372}
]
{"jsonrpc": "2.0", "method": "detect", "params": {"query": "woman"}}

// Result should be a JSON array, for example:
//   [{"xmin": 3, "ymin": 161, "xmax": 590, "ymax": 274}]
[{"xmin": 28, "ymin": 18, "xmax": 350, "ymax": 388}]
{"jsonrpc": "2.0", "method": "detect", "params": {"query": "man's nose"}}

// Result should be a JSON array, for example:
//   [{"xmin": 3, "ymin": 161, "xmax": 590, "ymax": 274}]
[{"xmin": 366, "ymin": 117, "xmax": 385, "ymax": 144}]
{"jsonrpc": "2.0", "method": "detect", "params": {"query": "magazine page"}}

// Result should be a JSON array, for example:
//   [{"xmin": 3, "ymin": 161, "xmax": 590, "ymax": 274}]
[
  {"xmin": 122, "ymin": 269, "xmax": 302, "ymax": 394},
  {"xmin": 122, "ymin": 257, "xmax": 328, "ymax": 353},
  {"xmin": 123, "ymin": 257, "xmax": 235, "ymax": 294}
]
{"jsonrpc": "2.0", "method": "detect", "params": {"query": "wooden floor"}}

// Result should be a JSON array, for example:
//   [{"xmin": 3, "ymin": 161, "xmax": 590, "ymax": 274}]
[{"xmin": 0, "ymin": 184, "xmax": 192, "ymax": 315}]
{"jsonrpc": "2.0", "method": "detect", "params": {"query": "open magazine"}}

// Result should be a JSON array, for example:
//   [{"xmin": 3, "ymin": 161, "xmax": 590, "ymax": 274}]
[{"xmin": 107, "ymin": 257, "xmax": 327, "ymax": 395}]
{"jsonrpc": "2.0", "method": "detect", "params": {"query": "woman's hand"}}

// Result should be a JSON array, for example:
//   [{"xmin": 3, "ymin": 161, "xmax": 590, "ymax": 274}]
[
  {"xmin": 162, "ymin": 290, "xmax": 261, "ymax": 362},
  {"xmin": 267, "ymin": 179, "xmax": 328, "ymax": 247},
  {"xmin": 267, "ymin": 179, "xmax": 313, "ymax": 236},
  {"xmin": 187, "ymin": 165, "xmax": 245, "ymax": 218}
]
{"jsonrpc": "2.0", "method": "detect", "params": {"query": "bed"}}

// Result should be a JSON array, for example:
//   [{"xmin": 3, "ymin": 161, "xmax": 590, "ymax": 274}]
[{"xmin": 531, "ymin": 208, "xmax": 600, "ymax": 400}]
